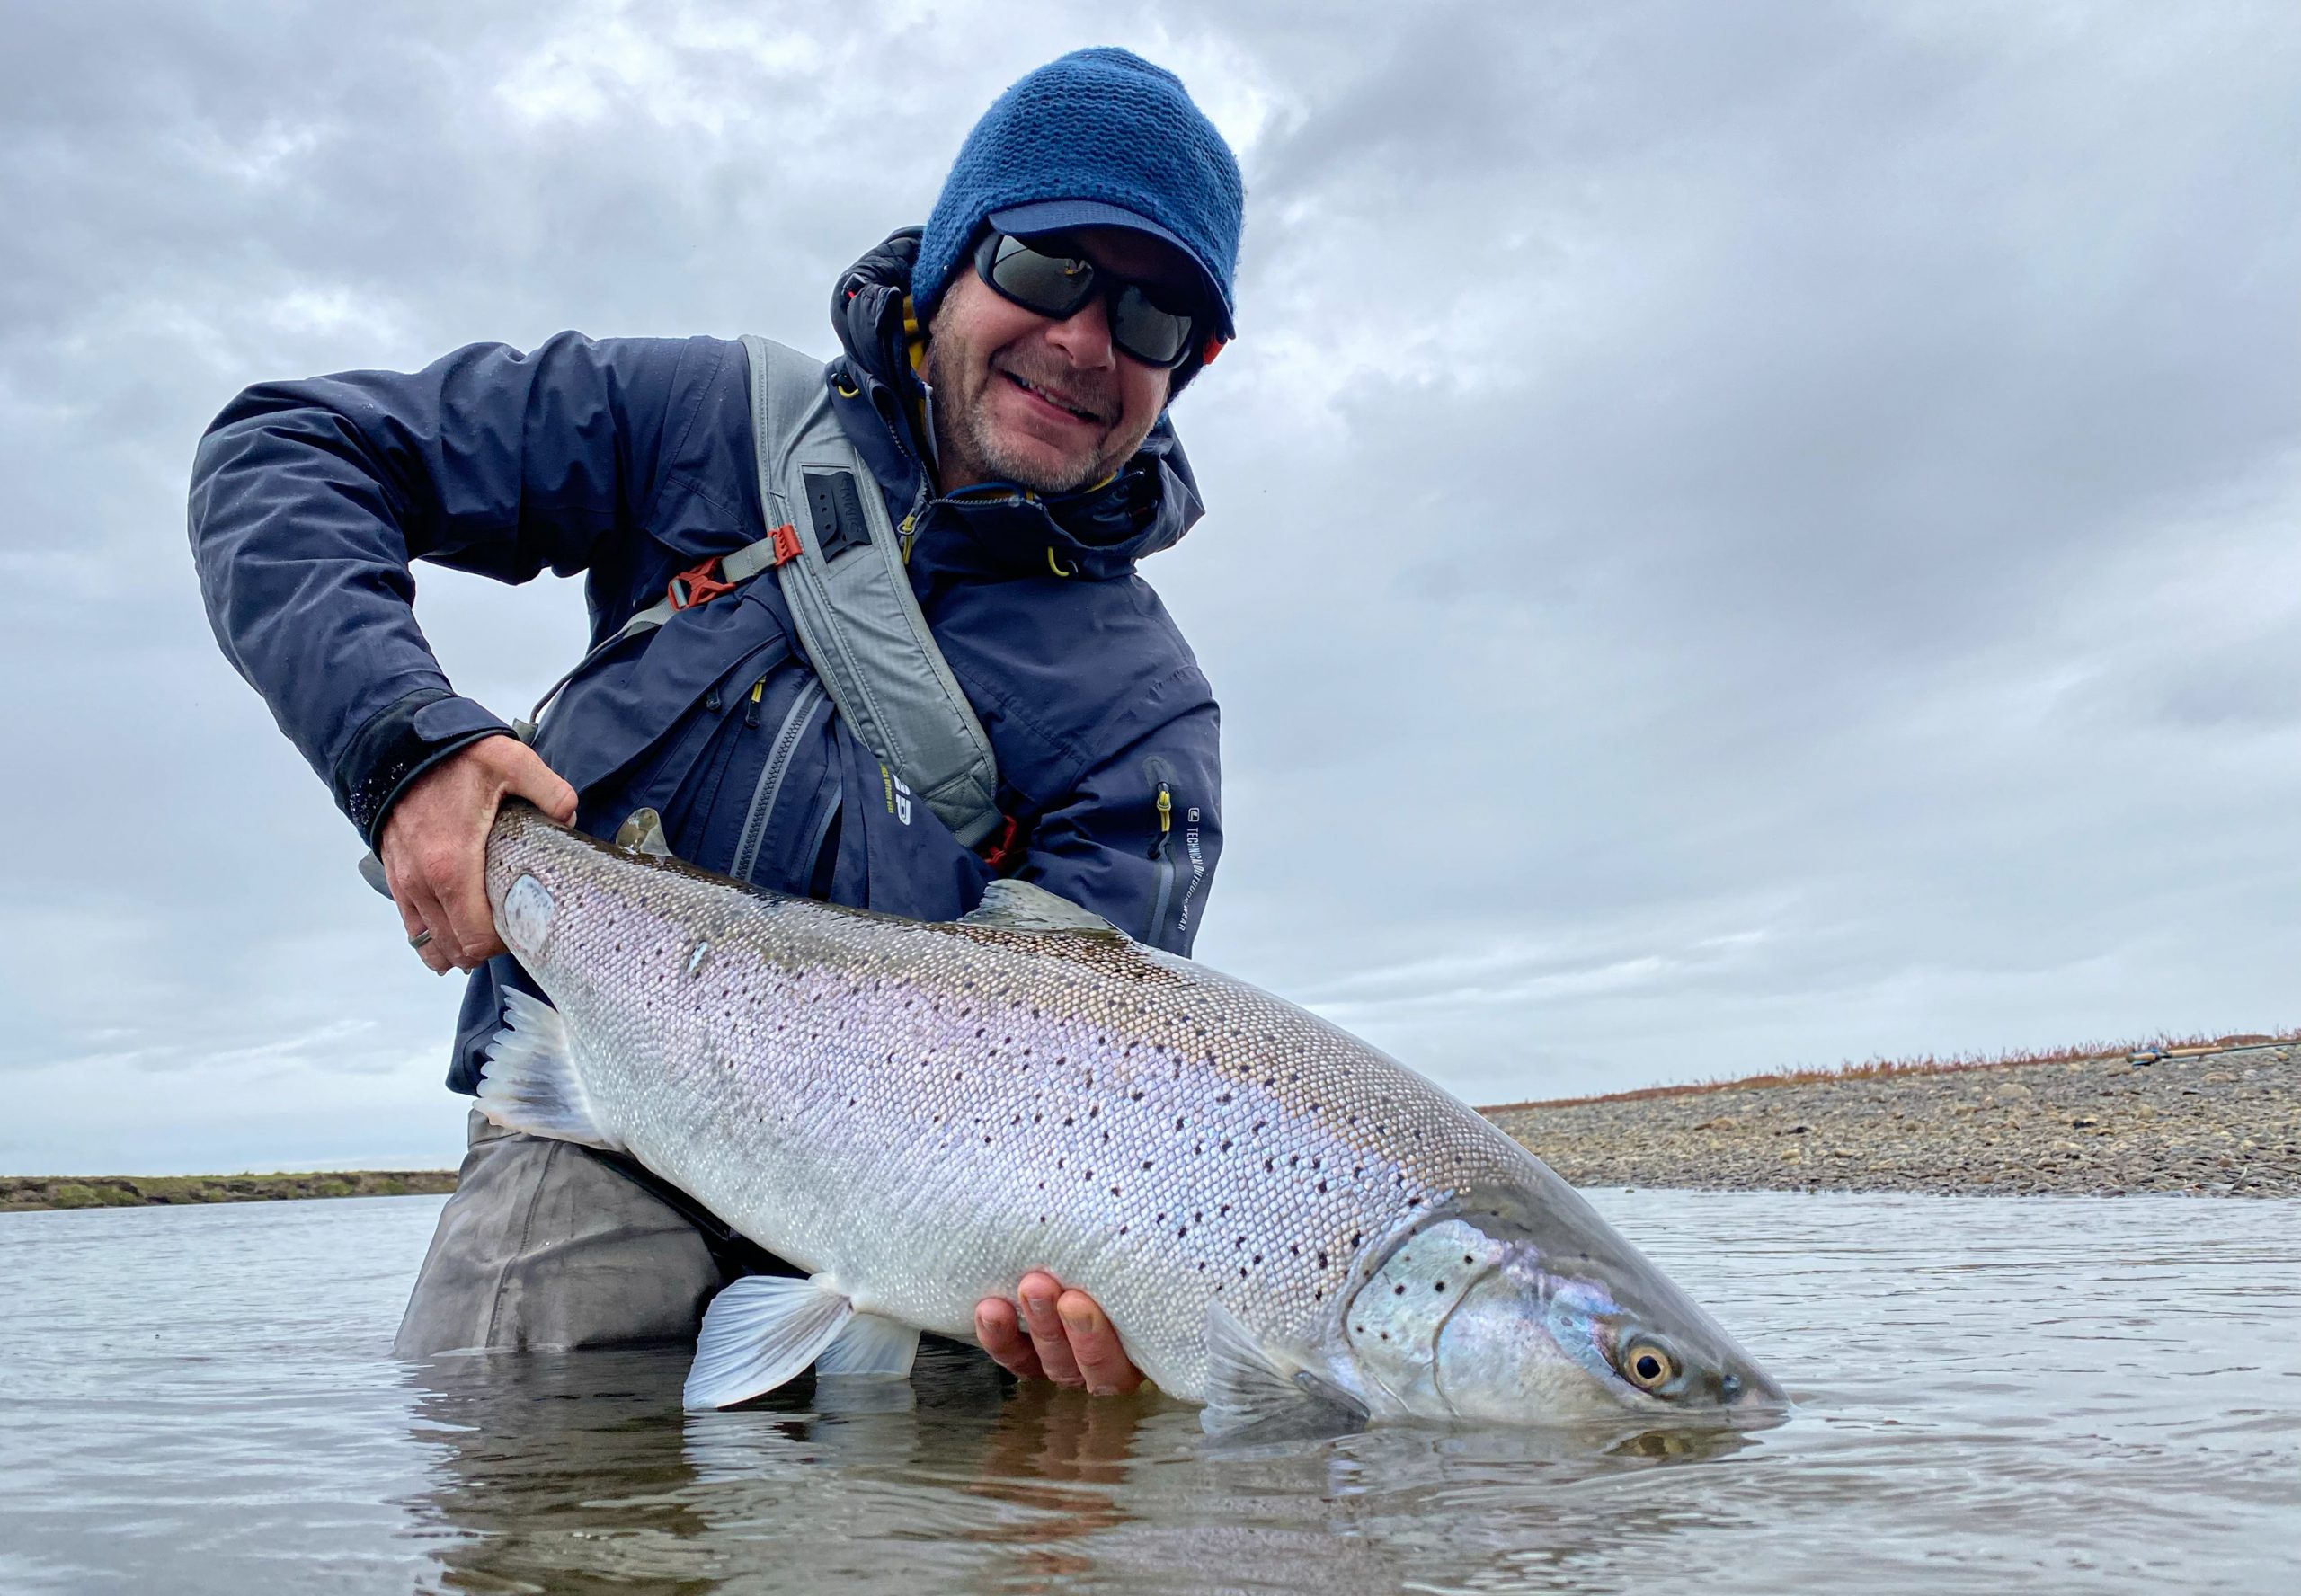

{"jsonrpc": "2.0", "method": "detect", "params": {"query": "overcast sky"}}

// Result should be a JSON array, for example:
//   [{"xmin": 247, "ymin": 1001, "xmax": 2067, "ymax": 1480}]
[{"xmin": 4, "ymin": 1, "xmax": 2296, "ymax": 1175}]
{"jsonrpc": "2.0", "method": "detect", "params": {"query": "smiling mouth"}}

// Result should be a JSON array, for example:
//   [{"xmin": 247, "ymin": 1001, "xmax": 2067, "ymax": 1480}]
[{"xmin": 1001, "ymin": 368, "xmax": 1107, "ymax": 425}]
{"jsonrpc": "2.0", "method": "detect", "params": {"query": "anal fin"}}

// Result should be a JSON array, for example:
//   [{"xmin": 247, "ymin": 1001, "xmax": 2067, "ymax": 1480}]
[
  {"xmin": 476, "ymin": 989, "xmax": 622, "ymax": 1152},
  {"xmin": 684, "ymin": 1274, "xmax": 854, "ymax": 1411},
  {"xmin": 1200, "ymin": 1300, "xmax": 1369, "ymax": 1443}
]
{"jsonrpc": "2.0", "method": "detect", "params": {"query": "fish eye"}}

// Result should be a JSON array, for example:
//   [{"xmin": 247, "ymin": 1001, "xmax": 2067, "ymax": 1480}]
[{"xmin": 1619, "ymin": 1336, "xmax": 1680, "ymax": 1393}]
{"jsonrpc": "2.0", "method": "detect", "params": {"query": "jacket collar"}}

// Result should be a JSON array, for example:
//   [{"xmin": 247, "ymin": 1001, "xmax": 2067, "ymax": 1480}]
[{"xmin": 824, "ymin": 228, "xmax": 1204, "ymax": 583}]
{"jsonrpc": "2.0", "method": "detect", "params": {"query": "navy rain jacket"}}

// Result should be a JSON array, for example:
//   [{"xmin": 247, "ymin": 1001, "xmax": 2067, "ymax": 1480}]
[{"xmin": 190, "ymin": 229, "xmax": 1223, "ymax": 1092}]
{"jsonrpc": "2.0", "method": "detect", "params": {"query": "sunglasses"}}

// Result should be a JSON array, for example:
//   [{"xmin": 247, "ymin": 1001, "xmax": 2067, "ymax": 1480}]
[{"xmin": 970, "ymin": 232, "xmax": 1204, "ymax": 369}]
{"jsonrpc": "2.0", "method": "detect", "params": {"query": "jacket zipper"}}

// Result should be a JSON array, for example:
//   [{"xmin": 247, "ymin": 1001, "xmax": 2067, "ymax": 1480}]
[
  {"xmin": 1142, "ymin": 756, "xmax": 1177, "ymax": 944},
  {"xmin": 731, "ymin": 679, "xmax": 826, "ymax": 882}
]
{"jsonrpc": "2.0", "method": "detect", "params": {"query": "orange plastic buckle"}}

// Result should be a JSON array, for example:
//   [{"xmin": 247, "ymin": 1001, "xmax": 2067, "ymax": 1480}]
[
  {"xmin": 666, "ymin": 557, "xmax": 736, "ymax": 612},
  {"xmin": 768, "ymin": 522, "xmax": 804, "ymax": 567},
  {"xmin": 977, "ymin": 812, "xmax": 1025, "ymax": 873}
]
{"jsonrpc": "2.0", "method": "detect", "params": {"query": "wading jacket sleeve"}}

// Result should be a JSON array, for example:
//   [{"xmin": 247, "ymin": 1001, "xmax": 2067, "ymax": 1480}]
[
  {"xmin": 186, "ymin": 327, "xmax": 1225, "ymax": 990},
  {"xmin": 187, "ymin": 333, "xmax": 717, "ymax": 843}
]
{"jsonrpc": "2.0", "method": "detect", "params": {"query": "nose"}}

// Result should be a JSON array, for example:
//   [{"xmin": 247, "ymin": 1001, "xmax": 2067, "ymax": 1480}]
[{"xmin": 1043, "ymin": 292, "xmax": 1116, "ymax": 369}]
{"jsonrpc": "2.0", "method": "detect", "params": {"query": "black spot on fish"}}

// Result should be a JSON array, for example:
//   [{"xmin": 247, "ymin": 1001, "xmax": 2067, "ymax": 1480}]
[
  {"xmin": 1393, "ymin": 1284, "xmax": 1406, "ymax": 1296},
  {"xmin": 1435, "ymin": 1281, "xmax": 1447, "ymax": 1292}
]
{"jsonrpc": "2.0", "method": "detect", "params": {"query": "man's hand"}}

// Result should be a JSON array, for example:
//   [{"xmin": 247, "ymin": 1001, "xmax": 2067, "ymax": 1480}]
[
  {"xmin": 380, "ymin": 736, "xmax": 578, "ymax": 974},
  {"xmin": 975, "ymin": 1272, "xmax": 1142, "ymax": 1396}
]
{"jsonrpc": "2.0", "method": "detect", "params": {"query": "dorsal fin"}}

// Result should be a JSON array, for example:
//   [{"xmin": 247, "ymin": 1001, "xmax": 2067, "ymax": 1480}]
[{"xmin": 958, "ymin": 879, "xmax": 1125, "ymax": 937}]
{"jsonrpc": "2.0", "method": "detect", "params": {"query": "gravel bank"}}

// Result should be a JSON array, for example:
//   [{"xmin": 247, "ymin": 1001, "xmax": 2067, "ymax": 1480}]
[
  {"xmin": 0, "ymin": 1170, "xmax": 458, "ymax": 1213},
  {"xmin": 1483, "ymin": 1043, "xmax": 2300, "ymax": 1197}
]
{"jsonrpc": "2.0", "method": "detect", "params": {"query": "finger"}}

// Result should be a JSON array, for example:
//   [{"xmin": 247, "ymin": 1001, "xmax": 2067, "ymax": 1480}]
[
  {"xmin": 431, "ymin": 834, "xmax": 505, "ymax": 970},
  {"xmin": 386, "ymin": 864, "xmax": 456, "ymax": 977},
  {"xmin": 503, "ymin": 745, "xmax": 580, "ymax": 825},
  {"xmin": 1018, "ymin": 1272, "xmax": 1084, "ymax": 1387},
  {"xmin": 1057, "ymin": 1290, "xmax": 1142, "ymax": 1396},
  {"xmin": 975, "ymin": 1298, "xmax": 1045, "ymax": 1381}
]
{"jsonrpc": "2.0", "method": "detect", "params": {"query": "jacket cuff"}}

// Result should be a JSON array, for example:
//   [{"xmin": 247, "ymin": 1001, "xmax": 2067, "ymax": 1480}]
[{"xmin": 334, "ymin": 688, "xmax": 513, "ymax": 846}]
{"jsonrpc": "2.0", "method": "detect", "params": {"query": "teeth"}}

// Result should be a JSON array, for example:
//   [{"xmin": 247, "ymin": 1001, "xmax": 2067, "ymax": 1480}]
[{"xmin": 1008, "ymin": 371, "xmax": 1097, "ymax": 422}]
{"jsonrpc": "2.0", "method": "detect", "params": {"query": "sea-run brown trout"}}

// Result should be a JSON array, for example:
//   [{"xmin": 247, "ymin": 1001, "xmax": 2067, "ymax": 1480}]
[{"xmin": 477, "ymin": 803, "xmax": 1784, "ymax": 1435}]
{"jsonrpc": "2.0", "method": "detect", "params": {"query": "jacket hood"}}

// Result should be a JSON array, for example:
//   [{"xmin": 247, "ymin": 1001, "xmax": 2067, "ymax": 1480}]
[{"xmin": 824, "ymin": 228, "xmax": 1204, "ymax": 582}]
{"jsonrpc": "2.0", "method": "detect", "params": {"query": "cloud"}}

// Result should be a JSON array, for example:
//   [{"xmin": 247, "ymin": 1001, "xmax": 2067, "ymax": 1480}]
[{"xmin": 2, "ymin": 0, "xmax": 2296, "ymax": 1170}]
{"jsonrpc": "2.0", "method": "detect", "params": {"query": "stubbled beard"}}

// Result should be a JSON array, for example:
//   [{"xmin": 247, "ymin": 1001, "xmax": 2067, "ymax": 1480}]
[
  {"xmin": 936, "ymin": 366, "xmax": 1134, "ymax": 495},
  {"xmin": 925, "ymin": 313, "xmax": 1154, "ymax": 494}
]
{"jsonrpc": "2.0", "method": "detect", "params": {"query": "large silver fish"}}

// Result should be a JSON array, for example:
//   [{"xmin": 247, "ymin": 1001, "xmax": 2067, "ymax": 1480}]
[{"xmin": 477, "ymin": 803, "xmax": 1785, "ymax": 1434}]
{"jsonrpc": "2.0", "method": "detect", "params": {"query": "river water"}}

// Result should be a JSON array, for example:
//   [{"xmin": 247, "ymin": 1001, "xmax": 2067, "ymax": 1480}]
[{"xmin": 0, "ymin": 1189, "xmax": 2292, "ymax": 1593}]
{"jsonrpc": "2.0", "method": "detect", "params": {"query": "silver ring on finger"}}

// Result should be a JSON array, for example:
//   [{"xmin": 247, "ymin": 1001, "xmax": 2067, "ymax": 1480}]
[{"xmin": 408, "ymin": 928, "xmax": 435, "ymax": 951}]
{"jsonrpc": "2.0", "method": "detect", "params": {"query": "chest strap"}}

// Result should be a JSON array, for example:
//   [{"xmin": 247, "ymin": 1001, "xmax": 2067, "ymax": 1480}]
[{"xmin": 521, "ymin": 338, "xmax": 1003, "ymax": 852}]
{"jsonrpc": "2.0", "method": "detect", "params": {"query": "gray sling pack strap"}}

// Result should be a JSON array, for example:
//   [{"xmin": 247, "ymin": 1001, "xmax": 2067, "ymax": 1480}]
[
  {"xmin": 518, "ymin": 337, "xmax": 1001, "ymax": 849},
  {"xmin": 739, "ymin": 334, "xmax": 1001, "ymax": 848}
]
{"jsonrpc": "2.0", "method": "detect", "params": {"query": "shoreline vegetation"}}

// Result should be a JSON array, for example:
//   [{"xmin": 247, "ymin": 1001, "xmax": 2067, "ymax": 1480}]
[
  {"xmin": 5, "ymin": 1034, "xmax": 2293, "ymax": 1213},
  {"xmin": 0, "ymin": 1170, "xmax": 457, "ymax": 1213}
]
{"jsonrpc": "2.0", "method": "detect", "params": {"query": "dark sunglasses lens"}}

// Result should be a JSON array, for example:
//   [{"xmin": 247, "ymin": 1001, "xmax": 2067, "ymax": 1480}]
[
  {"xmin": 1110, "ymin": 288, "xmax": 1193, "ymax": 367},
  {"xmin": 986, "ymin": 238, "xmax": 1095, "ymax": 318}
]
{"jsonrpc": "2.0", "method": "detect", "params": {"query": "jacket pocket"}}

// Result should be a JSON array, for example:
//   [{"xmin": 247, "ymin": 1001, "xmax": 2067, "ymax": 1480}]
[
  {"xmin": 730, "ymin": 678, "xmax": 829, "ymax": 883},
  {"xmin": 1142, "ymin": 754, "xmax": 1177, "ymax": 944}
]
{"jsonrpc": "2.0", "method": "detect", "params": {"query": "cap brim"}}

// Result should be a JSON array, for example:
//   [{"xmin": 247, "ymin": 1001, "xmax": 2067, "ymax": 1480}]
[{"xmin": 989, "ymin": 200, "xmax": 1234, "ymax": 339}]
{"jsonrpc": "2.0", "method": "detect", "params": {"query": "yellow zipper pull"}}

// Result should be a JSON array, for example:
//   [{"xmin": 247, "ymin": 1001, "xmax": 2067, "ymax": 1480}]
[
  {"xmin": 899, "ymin": 511, "xmax": 916, "ymax": 562},
  {"xmin": 1157, "ymin": 783, "xmax": 1172, "ymax": 834}
]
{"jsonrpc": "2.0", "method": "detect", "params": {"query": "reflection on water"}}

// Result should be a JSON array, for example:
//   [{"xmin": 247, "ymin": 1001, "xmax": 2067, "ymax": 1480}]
[
  {"xmin": 404, "ymin": 1345, "xmax": 1761, "ymax": 1593},
  {"xmin": 1, "ymin": 1191, "xmax": 2295, "ymax": 1593}
]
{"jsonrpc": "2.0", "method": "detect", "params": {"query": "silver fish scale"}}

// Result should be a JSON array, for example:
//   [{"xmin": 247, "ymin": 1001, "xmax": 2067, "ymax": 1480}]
[{"xmin": 486, "ymin": 810, "xmax": 1548, "ymax": 1402}]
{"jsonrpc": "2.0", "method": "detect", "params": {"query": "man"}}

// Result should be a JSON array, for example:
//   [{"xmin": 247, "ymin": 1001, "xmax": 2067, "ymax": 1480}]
[{"xmin": 189, "ymin": 48, "xmax": 1242, "ymax": 1397}]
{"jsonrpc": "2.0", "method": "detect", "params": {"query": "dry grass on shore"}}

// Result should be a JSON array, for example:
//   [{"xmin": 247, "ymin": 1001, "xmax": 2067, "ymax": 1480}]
[
  {"xmin": 1, "ymin": 1170, "xmax": 457, "ymax": 1213},
  {"xmin": 1485, "ymin": 1027, "xmax": 2301, "ymax": 1113}
]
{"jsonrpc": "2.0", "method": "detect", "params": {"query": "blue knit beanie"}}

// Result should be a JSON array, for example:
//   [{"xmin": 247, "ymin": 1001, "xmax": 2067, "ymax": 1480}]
[{"xmin": 912, "ymin": 49, "xmax": 1245, "ymax": 339}]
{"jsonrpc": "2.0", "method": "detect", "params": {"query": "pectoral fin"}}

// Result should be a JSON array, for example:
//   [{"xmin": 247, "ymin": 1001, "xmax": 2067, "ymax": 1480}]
[
  {"xmin": 476, "ymin": 989, "xmax": 622, "ymax": 1152},
  {"xmin": 1200, "ymin": 1300, "xmax": 1369, "ymax": 1442},
  {"xmin": 684, "ymin": 1275, "xmax": 854, "ymax": 1411}
]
